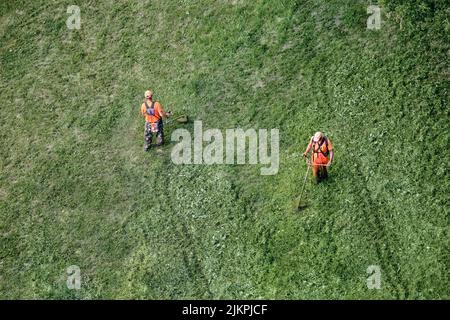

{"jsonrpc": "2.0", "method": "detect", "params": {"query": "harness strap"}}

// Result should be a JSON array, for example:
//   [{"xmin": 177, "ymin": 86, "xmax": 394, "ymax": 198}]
[
  {"xmin": 312, "ymin": 138, "xmax": 329, "ymax": 157},
  {"xmin": 145, "ymin": 100, "xmax": 156, "ymax": 116}
]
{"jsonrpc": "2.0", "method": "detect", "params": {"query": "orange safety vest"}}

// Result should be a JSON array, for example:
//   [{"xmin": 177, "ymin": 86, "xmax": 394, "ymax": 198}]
[
  {"xmin": 312, "ymin": 137, "xmax": 332, "ymax": 164},
  {"xmin": 141, "ymin": 100, "xmax": 163, "ymax": 132}
]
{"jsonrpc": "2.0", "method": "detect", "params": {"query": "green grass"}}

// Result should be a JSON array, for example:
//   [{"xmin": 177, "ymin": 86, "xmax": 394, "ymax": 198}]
[{"xmin": 0, "ymin": 0, "xmax": 448, "ymax": 299}]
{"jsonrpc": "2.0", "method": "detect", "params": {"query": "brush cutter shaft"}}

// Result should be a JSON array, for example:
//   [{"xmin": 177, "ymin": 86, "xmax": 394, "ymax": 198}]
[
  {"xmin": 297, "ymin": 164, "xmax": 310, "ymax": 205},
  {"xmin": 165, "ymin": 115, "xmax": 188, "ymax": 126}
]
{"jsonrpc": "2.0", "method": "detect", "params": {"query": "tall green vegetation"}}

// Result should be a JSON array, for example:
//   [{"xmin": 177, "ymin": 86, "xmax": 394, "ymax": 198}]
[{"xmin": 0, "ymin": 0, "xmax": 448, "ymax": 299}]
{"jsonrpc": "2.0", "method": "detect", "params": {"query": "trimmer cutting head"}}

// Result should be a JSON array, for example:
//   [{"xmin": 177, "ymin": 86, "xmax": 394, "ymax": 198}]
[{"xmin": 176, "ymin": 115, "xmax": 188, "ymax": 123}]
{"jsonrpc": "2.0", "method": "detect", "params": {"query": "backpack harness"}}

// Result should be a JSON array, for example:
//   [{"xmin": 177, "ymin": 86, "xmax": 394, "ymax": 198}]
[
  {"xmin": 145, "ymin": 101, "xmax": 156, "ymax": 116},
  {"xmin": 144, "ymin": 101, "xmax": 161, "ymax": 133},
  {"xmin": 312, "ymin": 138, "xmax": 329, "ymax": 157}
]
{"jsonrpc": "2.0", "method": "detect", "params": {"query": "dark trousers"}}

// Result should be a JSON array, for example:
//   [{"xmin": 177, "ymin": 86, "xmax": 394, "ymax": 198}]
[
  {"xmin": 144, "ymin": 120, "xmax": 164, "ymax": 151},
  {"xmin": 312, "ymin": 164, "xmax": 328, "ymax": 183}
]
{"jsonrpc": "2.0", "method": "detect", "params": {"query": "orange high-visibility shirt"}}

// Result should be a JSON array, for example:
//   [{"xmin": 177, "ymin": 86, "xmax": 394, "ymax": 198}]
[
  {"xmin": 140, "ymin": 100, "xmax": 164, "ymax": 123},
  {"xmin": 309, "ymin": 137, "xmax": 333, "ymax": 165}
]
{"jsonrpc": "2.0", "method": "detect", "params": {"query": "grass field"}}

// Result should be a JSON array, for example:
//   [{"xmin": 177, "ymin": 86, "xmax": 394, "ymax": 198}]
[{"xmin": 0, "ymin": 0, "xmax": 448, "ymax": 299}]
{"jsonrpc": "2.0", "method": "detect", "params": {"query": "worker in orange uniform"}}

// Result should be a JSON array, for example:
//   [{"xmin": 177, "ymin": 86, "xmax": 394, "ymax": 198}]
[
  {"xmin": 303, "ymin": 131, "xmax": 334, "ymax": 183},
  {"xmin": 140, "ymin": 90, "xmax": 171, "ymax": 151}
]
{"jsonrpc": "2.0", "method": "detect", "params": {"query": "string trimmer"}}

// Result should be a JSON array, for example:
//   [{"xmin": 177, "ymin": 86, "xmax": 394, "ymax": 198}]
[{"xmin": 164, "ymin": 114, "xmax": 188, "ymax": 127}]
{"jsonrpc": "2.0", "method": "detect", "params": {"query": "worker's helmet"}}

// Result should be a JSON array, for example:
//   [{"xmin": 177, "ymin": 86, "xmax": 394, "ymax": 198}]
[
  {"xmin": 313, "ymin": 131, "xmax": 324, "ymax": 142},
  {"xmin": 144, "ymin": 90, "xmax": 153, "ymax": 99}
]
